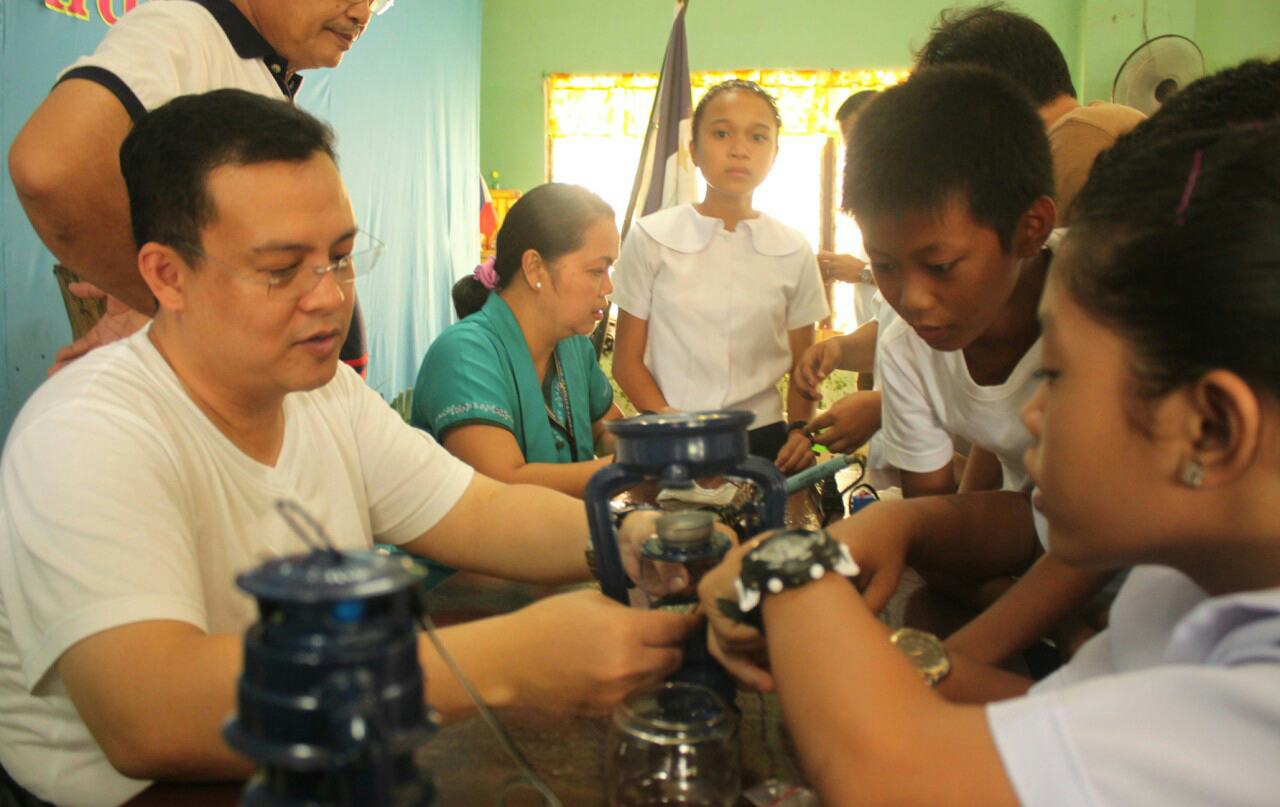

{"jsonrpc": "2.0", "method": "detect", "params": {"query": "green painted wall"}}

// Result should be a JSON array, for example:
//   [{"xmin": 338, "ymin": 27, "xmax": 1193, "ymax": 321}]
[
  {"xmin": 482, "ymin": 0, "xmax": 1280, "ymax": 192},
  {"xmin": 1196, "ymin": 0, "xmax": 1280, "ymax": 71},
  {"xmin": 481, "ymin": 0, "xmax": 1080, "ymax": 191}
]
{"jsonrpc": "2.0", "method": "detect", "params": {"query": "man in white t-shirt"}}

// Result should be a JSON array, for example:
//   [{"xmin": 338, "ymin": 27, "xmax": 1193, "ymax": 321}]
[
  {"xmin": 9, "ymin": 0, "xmax": 376, "ymax": 374},
  {"xmin": 0, "ymin": 91, "xmax": 695, "ymax": 807}
]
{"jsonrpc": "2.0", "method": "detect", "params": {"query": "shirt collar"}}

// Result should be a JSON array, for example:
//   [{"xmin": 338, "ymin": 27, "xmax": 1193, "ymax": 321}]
[
  {"xmin": 478, "ymin": 292, "xmax": 525, "ymax": 349},
  {"xmin": 475, "ymin": 294, "xmax": 593, "ymax": 461},
  {"xmin": 188, "ymin": 0, "xmax": 302, "ymax": 98},
  {"xmin": 1165, "ymin": 580, "xmax": 1280, "ymax": 665},
  {"xmin": 636, "ymin": 203, "xmax": 807, "ymax": 257}
]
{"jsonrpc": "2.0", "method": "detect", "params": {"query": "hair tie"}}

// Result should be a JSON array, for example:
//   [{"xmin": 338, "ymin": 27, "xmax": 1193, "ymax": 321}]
[
  {"xmin": 1175, "ymin": 149, "xmax": 1204, "ymax": 226},
  {"xmin": 473, "ymin": 257, "xmax": 499, "ymax": 289}
]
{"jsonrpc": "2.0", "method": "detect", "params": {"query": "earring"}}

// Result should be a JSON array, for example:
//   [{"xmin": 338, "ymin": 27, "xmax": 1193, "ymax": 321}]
[
  {"xmin": 535, "ymin": 281, "xmax": 542, "ymax": 290},
  {"xmin": 1179, "ymin": 459, "xmax": 1205, "ymax": 489}
]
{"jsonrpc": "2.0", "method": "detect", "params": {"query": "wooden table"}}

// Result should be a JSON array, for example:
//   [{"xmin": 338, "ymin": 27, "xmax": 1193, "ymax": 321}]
[
  {"xmin": 128, "ymin": 486, "xmax": 827, "ymax": 806},
  {"xmin": 418, "ymin": 692, "xmax": 804, "ymax": 806},
  {"xmin": 127, "ymin": 689, "xmax": 804, "ymax": 806}
]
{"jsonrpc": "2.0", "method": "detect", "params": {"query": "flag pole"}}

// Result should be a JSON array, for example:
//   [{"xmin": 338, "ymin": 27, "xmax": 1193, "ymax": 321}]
[
  {"xmin": 619, "ymin": 0, "xmax": 689, "ymax": 244},
  {"xmin": 595, "ymin": 0, "xmax": 690, "ymax": 356}
]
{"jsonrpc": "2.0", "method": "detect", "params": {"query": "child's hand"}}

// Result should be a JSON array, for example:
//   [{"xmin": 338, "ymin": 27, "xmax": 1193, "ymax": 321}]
[
  {"xmin": 48, "ymin": 282, "xmax": 150, "ymax": 377},
  {"xmin": 825, "ymin": 503, "xmax": 909, "ymax": 613},
  {"xmin": 793, "ymin": 339, "xmax": 842, "ymax": 401},
  {"xmin": 697, "ymin": 535, "xmax": 775, "ymax": 692},
  {"xmin": 817, "ymin": 251, "xmax": 869, "ymax": 284},
  {"xmin": 806, "ymin": 392, "xmax": 882, "ymax": 454},
  {"xmin": 775, "ymin": 429, "xmax": 817, "ymax": 474}
]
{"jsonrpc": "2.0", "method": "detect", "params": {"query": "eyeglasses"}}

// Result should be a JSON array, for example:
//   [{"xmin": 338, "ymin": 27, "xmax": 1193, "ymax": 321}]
[
  {"xmin": 368, "ymin": 0, "xmax": 394, "ymax": 15},
  {"xmin": 179, "ymin": 230, "xmax": 385, "ymax": 299}
]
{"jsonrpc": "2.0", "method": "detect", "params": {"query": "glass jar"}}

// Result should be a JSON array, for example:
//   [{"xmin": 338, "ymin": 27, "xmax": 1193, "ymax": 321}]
[{"xmin": 605, "ymin": 683, "xmax": 740, "ymax": 806}]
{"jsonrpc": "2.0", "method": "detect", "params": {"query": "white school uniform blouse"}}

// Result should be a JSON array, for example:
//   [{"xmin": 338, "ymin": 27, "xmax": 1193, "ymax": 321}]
[
  {"xmin": 612, "ymin": 204, "xmax": 829, "ymax": 428},
  {"xmin": 987, "ymin": 565, "xmax": 1280, "ymax": 805}
]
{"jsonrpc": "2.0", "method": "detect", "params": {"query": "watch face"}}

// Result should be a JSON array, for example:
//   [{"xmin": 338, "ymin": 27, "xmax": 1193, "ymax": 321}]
[
  {"xmin": 891, "ymin": 628, "xmax": 949, "ymax": 683},
  {"xmin": 751, "ymin": 531, "xmax": 821, "ymax": 565},
  {"xmin": 896, "ymin": 632, "xmax": 941, "ymax": 664}
]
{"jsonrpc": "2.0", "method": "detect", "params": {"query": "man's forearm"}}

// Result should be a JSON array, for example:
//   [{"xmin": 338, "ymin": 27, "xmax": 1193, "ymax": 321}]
[
  {"xmin": 15, "ymin": 181, "xmax": 156, "ymax": 313},
  {"xmin": 9, "ymin": 79, "xmax": 156, "ymax": 313},
  {"xmin": 406, "ymin": 474, "xmax": 592, "ymax": 585},
  {"xmin": 418, "ymin": 616, "xmax": 519, "ymax": 722}
]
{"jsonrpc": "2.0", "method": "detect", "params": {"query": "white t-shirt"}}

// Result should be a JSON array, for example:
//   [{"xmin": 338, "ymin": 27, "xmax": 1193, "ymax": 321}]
[
  {"xmin": 612, "ymin": 204, "xmax": 829, "ymax": 428},
  {"xmin": 60, "ymin": 0, "xmax": 290, "ymax": 117},
  {"xmin": 988, "ymin": 566, "xmax": 1280, "ymax": 805},
  {"xmin": 0, "ymin": 329, "xmax": 473, "ymax": 806},
  {"xmin": 875, "ymin": 314, "xmax": 1040, "ymax": 491},
  {"xmin": 864, "ymin": 290, "xmax": 898, "ymax": 482},
  {"xmin": 870, "ymin": 210, "xmax": 1068, "ymax": 494}
]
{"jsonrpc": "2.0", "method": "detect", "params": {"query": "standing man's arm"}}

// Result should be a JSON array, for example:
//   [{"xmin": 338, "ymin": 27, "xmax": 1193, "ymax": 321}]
[{"xmin": 8, "ymin": 79, "xmax": 155, "ymax": 314}]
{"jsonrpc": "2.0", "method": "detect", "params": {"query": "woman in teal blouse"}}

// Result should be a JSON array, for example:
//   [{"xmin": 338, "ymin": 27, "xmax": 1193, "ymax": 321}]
[{"xmin": 413, "ymin": 183, "xmax": 623, "ymax": 497}]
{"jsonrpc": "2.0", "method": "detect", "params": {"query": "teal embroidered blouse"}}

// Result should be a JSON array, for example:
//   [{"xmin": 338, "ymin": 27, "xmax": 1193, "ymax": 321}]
[{"xmin": 411, "ymin": 293, "xmax": 613, "ymax": 462}]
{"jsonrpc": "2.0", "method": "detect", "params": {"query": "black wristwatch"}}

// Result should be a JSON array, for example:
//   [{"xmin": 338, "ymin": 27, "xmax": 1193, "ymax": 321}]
[{"xmin": 725, "ymin": 529, "xmax": 859, "ymax": 630}]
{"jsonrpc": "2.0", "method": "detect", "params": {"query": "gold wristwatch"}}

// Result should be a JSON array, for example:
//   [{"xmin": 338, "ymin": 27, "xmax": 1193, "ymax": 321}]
[{"xmin": 889, "ymin": 627, "xmax": 951, "ymax": 687}]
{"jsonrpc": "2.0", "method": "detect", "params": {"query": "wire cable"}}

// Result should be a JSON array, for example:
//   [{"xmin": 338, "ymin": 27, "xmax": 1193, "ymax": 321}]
[{"xmin": 418, "ymin": 610, "xmax": 564, "ymax": 807}]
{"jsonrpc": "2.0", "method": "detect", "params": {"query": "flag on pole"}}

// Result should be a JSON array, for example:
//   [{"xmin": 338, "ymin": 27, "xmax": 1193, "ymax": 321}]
[
  {"xmin": 596, "ymin": 1, "xmax": 695, "ymax": 355},
  {"xmin": 620, "ymin": 0, "xmax": 696, "ymax": 242},
  {"xmin": 479, "ymin": 174, "xmax": 498, "ymax": 241}
]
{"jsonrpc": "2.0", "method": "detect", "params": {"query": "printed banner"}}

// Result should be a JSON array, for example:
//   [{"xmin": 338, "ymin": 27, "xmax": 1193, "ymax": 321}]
[{"xmin": 44, "ymin": 0, "xmax": 141, "ymax": 26}]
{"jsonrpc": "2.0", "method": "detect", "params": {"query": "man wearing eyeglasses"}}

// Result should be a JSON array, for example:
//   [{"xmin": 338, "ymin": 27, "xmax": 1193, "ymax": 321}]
[
  {"xmin": 0, "ymin": 90, "xmax": 695, "ymax": 806},
  {"xmin": 9, "ymin": 0, "xmax": 394, "ymax": 377}
]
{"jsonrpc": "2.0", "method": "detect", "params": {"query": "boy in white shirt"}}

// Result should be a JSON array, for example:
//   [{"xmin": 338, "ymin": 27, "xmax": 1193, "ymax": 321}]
[{"xmin": 839, "ymin": 66, "xmax": 1110, "ymax": 663}]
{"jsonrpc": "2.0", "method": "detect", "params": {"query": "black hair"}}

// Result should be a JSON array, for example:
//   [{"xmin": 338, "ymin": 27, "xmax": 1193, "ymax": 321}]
[
  {"xmin": 451, "ymin": 183, "xmax": 614, "ymax": 319},
  {"xmin": 691, "ymin": 79, "xmax": 782, "ymax": 146},
  {"xmin": 1079, "ymin": 60, "xmax": 1280, "ymax": 224},
  {"xmin": 120, "ymin": 89, "xmax": 337, "ymax": 264},
  {"xmin": 1067, "ymin": 122, "xmax": 1280, "ymax": 406},
  {"xmin": 451, "ymin": 275, "xmax": 490, "ymax": 321},
  {"xmin": 843, "ymin": 65, "xmax": 1053, "ymax": 252},
  {"xmin": 835, "ymin": 90, "xmax": 878, "ymax": 123},
  {"xmin": 915, "ymin": 3, "xmax": 1076, "ymax": 105}
]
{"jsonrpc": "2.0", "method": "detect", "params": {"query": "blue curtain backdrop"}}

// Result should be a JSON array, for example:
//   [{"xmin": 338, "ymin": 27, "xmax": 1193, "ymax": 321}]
[{"xmin": 0, "ymin": 0, "xmax": 481, "ymax": 440}]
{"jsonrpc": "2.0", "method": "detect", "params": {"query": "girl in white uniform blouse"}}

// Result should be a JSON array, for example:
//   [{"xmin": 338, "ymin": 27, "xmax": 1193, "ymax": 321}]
[
  {"xmin": 612, "ymin": 80, "xmax": 828, "ymax": 473},
  {"xmin": 695, "ymin": 119, "xmax": 1280, "ymax": 805}
]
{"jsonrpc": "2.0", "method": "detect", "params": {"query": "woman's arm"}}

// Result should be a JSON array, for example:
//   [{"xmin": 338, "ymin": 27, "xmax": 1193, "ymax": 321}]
[
  {"xmin": 442, "ymin": 423, "xmax": 611, "ymax": 498},
  {"xmin": 592, "ymin": 402, "xmax": 625, "ymax": 456},
  {"xmin": 612, "ymin": 311, "xmax": 673, "ymax": 413}
]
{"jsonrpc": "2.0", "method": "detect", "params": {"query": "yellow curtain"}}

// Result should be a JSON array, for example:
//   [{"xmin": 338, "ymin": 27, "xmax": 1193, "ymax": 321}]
[{"xmin": 547, "ymin": 69, "xmax": 911, "ymax": 139}]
